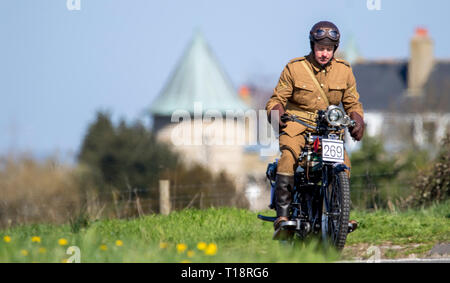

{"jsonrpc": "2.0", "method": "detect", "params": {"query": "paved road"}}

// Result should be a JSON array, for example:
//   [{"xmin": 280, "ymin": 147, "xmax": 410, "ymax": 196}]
[{"xmin": 341, "ymin": 242, "xmax": 450, "ymax": 263}]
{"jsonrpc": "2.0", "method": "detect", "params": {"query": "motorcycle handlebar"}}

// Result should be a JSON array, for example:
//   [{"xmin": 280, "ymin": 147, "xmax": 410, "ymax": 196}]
[
  {"xmin": 280, "ymin": 113, "xmax": 292, "ymax": 123},
  {"xmin": 281, "ymin": 113, "xmax": 356, "ymax": 129}
]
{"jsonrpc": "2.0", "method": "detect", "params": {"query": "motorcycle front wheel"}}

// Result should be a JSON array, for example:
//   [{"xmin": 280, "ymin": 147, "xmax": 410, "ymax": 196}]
[{"xmin": 321, "ymin": 171, "xmax": 350, "ymax": 251}]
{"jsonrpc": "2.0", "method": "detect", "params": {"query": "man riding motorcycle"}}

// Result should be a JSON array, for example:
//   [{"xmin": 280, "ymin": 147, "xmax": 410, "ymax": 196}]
[{"xmin": 265, "ymin": 21, "xmax": 365, "ymax": 237}]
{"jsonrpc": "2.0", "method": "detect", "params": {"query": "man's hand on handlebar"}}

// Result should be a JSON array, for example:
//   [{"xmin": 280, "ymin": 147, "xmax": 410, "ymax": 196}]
[
  {"xmin": 349, "ymin": 112, "xmax": 364, "ymax": 141},
  {"xmin": 269, "ymin": 104, "xmax": 287, "ymax": 128},
  {"xmin": 280, "ymin": 113, "xmax": 293, "ymax": 123}
]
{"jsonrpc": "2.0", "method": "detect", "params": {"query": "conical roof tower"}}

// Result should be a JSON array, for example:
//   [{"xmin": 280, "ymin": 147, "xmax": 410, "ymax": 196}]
[{"xmin": 150, "ymin": 31, "xmax": 248, "ymax": 116}]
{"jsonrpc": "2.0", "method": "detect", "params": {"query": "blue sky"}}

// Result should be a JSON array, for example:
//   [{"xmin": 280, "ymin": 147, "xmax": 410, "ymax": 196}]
[{"xmin": 1, "ymin": 0, "xmax": 449, "ymax": 160}]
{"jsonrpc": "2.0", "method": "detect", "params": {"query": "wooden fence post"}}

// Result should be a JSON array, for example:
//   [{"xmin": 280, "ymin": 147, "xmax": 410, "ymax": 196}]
[{"xmin": 159, "ymin": 180, "xmax": 171, "ymax": 215}]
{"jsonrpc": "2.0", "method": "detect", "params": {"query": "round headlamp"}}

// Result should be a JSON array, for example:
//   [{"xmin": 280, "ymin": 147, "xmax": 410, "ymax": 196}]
[{"xmin": 326, "ymin": 106, "xmax": 345, "ymax": 126}]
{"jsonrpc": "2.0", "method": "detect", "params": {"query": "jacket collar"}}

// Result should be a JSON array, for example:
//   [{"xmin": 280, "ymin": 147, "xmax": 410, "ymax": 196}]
[{"xmin": 306, "ymin": 52, "xmax": 334, "ymax": 73}]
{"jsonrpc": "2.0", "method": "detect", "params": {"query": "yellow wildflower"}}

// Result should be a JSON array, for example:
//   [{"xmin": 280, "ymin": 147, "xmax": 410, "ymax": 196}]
[
  {"xmin": 115, "ymin": 240, "xmax": 123, "ymax": 247},
  {"xmin": 31, "ymin": 236, "xmax": 41, "ymax": 243},
  {"xmin": 204, "ymin": 243, "xmax": 217, "ymax": 256},
  {"xmin": 159, "ymin": 242, "xmax": 168, "ymax": 249},
  {"xmin": 187, "ymin": 250, "xmax": 195, "ymax": 258},
  {"xmin": 176, "ymin": 243, "xmax": 187, "ymax": 253},
  {"xmin": 180, "ymin": 260, "xmax": 191, "ymax": 263},
  {"xmin": 197, "ymin": 242, "xmax": 207, "ymax": 250},
  {"xmin": 61, "ymin": 258, "xmax": 68, "ymax": 263},
  {"xmin": 58, "ymin": 238, "xmax": 68, "ymax": 246},
  {"xmin": 3, "ymin": 236, "xmax": 11, "ymax": 243},
  {"xmin": 20, "ymin": 250, "xmax": 29, "ymax": 256},
  {"xmin": 100, "ymin": 244, "xmax": 108, "ymax": 251}
]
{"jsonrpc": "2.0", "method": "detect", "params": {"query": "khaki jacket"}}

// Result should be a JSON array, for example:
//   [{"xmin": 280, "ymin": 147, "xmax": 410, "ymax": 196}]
[{"xmin": 266, "ymin": 53, "xmax": 364, "ymax": 137}]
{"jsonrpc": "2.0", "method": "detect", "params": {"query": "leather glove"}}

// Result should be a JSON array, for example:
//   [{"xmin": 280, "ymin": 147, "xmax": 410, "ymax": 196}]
[
  {"xmin": 349, "ymin": 112, "xmax": 364, "ymax": 141},
  {"xmin": 268, "ymin": 104, "xmax": 286, "ymax": 128}
]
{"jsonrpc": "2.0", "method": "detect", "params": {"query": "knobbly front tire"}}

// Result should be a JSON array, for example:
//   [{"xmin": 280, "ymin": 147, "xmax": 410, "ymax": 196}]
[{"xmin": 321, "ymin": 171, "xmax": 351, "ymax": 251}]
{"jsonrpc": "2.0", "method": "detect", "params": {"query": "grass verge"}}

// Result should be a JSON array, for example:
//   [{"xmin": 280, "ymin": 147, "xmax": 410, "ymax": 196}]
[{"xmin": 0, "ymin": 201, "xmax": 448, "ymax": 262}]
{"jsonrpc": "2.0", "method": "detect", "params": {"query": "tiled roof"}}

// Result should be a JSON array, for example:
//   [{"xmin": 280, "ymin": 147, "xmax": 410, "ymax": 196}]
[{"xmin": 352, "ymin": 61, "xmax": 408, "ymax": 112}]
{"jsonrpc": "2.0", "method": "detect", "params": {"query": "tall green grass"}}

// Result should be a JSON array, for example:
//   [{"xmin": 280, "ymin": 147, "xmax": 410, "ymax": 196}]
[
  {"xmin": 347, "ymin": 200, "xmax": 450, "ymax": 245},
  {"xmin": 0, "ymin": 207, "xmax": 338, "ymax": 263},
  {"xmin": 0, "ymin": 202, "xmax": 448, "ymax": 263}
]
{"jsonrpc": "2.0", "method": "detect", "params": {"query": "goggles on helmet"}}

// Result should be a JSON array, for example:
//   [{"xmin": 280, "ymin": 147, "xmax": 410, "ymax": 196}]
[{"xmin": 312, "ymin": 28, "xmax": 340, "ymax": 41}]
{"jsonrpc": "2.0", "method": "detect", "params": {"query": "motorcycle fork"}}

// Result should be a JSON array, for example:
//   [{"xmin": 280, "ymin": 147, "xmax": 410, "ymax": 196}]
[{"xmin": 321, "ymin": 165, "xmax": 337, "ymax": 218}]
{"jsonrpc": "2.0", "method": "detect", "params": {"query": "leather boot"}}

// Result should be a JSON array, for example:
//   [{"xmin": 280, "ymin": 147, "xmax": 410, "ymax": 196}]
[
  {"xmin": 273, "ymin": 174, "xmax": 294, "ymax": 240},
  {"xmin": 275, "ymin": 174, "xmax": 294, "ymax": 223}
]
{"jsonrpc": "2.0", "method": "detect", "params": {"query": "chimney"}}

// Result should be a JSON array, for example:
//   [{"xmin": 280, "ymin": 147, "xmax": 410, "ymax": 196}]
[
  {"xmin": 407, "ymin": 27, "xmax": 434, "ymax": 97},
  {"xmin": 238, "ymin": 85, "xmax": 252, "ymax": 106}
]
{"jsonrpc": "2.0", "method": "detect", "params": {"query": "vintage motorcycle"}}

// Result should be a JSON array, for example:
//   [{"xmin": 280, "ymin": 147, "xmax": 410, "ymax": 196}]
[{"xmin": 258, "ymin": 105, "xmax": 357, "ymax": 250}]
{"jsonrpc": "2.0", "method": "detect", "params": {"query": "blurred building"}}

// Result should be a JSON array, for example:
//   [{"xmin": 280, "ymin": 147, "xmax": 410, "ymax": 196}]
[
  {"xmin": 149, "ymin": 31, "xmax": 271, "ymax": 209},
  {"xmin": 345, "ymin": 28, "xmax": 450, "ymax": 153}
]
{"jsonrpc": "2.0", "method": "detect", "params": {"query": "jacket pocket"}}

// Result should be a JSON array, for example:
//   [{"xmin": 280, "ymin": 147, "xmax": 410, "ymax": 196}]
[
  {"xmin": 292, "ymin": 81, "xmax": 315, "ymax": 106},
  {"xmin": 328, "ymin": 81, "xmax": 346, "ymax": 105}
]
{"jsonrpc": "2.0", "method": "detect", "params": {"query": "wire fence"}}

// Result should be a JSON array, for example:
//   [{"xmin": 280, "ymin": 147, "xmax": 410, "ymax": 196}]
[
  {"xmin": 0, "ymin": 180, "xmax": 250, "ymax": 229},
  {"xmin": 0, "ymin": 172, "xmax": 419, "ymax": 229},
  {"xmin": 83, "ymin": 182, "xmax": 246, "ymax": 218},
  {"xmin": 347, "ymin": 172, "xmax": 416, "ymax": 210}
]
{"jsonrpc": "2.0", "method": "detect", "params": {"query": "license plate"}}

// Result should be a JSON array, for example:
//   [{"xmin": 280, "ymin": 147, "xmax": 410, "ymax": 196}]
[{"xmin": 321, "ymin": 139, "xmax": 344, "ymax": 163}]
